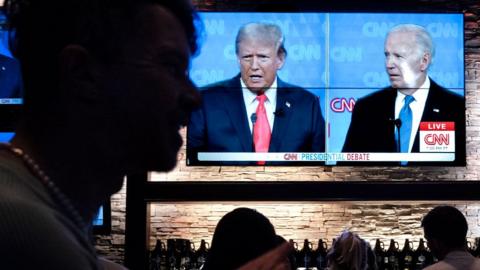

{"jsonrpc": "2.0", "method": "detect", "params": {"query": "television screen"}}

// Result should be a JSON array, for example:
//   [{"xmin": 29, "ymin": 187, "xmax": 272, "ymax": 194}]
[
  {"xmin": 187, "ymin": 12, "xmax": 465, "ymax": 166},
  {"xmin": 92, "ymin": 206, "xmax": 105, "ymax": 226},
  {"xmin": 0, "ymin": 135, "xmax": 111, "ymax": 231},
  {"xmin": 0, "ymin": 10, "xmax": 23, "ymax": 133},
  {"xmin": 0, "ymin": 11, "xmax": 23, "ymax": 105}
]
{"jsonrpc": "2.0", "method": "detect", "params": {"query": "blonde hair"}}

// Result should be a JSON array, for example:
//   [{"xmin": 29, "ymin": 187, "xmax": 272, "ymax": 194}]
[
  {"xmin": 327, "ymin": 231, "xmax": 376, "ymax": 270},
  {"xmin": 235, "ymin": 22, "xmax": 286, "ymax": 57}
]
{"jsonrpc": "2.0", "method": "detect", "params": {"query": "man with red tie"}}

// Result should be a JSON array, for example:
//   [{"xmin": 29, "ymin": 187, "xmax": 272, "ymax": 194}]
[{"xmin": 187, "ymin": 22, "xmax": 325, "ymax": 165}]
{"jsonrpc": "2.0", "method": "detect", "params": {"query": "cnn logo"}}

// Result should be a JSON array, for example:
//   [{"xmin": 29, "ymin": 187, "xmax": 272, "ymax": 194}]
[
  {"xmin": 419, "ymin": 122, "xmax": 455, "ymax": 152},
  {"xmin": 424, "ymin": 134, "xmax": 450, "ymax": 146},
  {"xmin": 283, "ymin": 153, "xmax": 298, "ymax": 160}
]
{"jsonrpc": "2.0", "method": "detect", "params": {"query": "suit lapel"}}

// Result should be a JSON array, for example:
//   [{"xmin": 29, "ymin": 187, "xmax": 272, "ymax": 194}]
[
  {"xmin": 221, "ymin": 76, "xmax": 253, "ymax": 152},
  {"xmin": 269, "ymin": 80, "xmax": 294, "ymax": 152},
  {"xmin": 412, "ymin": 80, "xmax": 440, "ymax": 152},
  {"xmin": 420, "ymin": 80, "xmax": 442, "ymax": 121},
  {"xmin": 383, "ymin": 88, "xmax": 398, "ymax": 152}
]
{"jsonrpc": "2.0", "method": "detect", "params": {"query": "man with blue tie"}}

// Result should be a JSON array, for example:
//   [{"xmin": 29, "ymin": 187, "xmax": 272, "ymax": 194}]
[
  {"xmin": 187, "ymin": 22, "xmax": 325, "ymax": 165},
  {"xmin": 342, "ymin": 24, "xmax": 465, "ymax": 165}
]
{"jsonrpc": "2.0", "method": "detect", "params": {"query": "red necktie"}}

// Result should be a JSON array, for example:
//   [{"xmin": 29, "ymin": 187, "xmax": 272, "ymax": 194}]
[{"xmin": 253, "ymin": 94, "xmax": 271, "ymax": 165}]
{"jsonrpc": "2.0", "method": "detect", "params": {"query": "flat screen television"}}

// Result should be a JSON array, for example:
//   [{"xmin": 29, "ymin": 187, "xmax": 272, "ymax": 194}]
[
  {"xmin": 0, "ymin": 133, "xmax": 112, "ymax": 233},
  {"xmin": 186, "ymin": 12, "xmax": 465, "ymax": 166},
  {"xmin": 0, "ymin": 10, "xmax": 22, "ymax": 133},
  {"xmin": 0, "ymin": 11, "xmax": 22, "ymax": 104}
]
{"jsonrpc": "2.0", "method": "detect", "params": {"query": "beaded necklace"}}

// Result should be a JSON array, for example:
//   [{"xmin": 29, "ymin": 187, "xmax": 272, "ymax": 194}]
[{"xmin": 0, "ymin": 142, "xmax": 88, "ymax": 231}]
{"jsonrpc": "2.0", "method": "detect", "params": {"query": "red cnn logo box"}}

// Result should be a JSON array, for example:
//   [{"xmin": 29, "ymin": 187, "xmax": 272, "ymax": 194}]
[{"xmin": 419, "ymin": 122, "xmax": 455, "ymax": 152}]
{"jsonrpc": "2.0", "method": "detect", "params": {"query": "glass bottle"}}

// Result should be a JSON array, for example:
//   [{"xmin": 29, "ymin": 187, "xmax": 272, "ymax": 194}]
[
  {"xmin": 385, "ymin": 239, "xmax": 399, "ymax": 270},
  {"xmin": 193, "ymin": 240, "xmax": 209, "ymax": 270},
  {"xmin": 373, "ymin": 239, "xmax": 385, "ymax": 270},
  {"xmin": 298, "ymin": 239, "xmax": 314, "ymax": 269},
  {"xmin": 167, "ymin": 239, "xmax": 179, "ymax": 270},
  {"xmin": 413, "ymin": 238, "xmax": 431, "ymax": 270},
  {"xmin": 179, "ymin": 240, "xmax": 194, "ymax": 270},
  {"xmin": 313, "ymin": 239, "xmax": 328, "ymax": 270},
  {"xmin": 149, "ymin": 239, "xmax": 166, "ymax": 270},
  {"xmin": 399, "ymin": 239, "xmax": 414, "ymax": 270},
  {"xmin": 289, "ymin": 239, "xmax": 299, "ymax": 270}
]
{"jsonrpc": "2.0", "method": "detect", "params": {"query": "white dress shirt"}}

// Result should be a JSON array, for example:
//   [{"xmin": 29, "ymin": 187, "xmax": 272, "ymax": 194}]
[
  {"xmin": 394, "ymin": 77, "xmax": 430, "ymax": 152},
  {"xmin": 241, "ymin": 78, "xmax": 277, "ymax": 133}
]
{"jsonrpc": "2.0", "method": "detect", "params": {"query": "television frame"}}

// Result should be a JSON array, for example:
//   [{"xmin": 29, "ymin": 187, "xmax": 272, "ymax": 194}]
[
  {"xmin": 186, "ymin": 10, "xmax": 466, "ymax": 167},
  {"xmin": 121, "ymin": 0, "xmax": 472, "ymax": 268}
]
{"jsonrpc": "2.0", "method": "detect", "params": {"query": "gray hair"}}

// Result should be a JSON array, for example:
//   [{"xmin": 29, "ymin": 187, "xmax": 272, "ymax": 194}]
[
  {"xmin": 387, "ymin": 24, "xmax": 435, "ymax": 60},
  {"xmin": 327, "ymin": 230, "xmax": 375, "ymax": 270},
  {"xmin": 235, "ymin": 22, "xmax": 287, "ymax": 56}
]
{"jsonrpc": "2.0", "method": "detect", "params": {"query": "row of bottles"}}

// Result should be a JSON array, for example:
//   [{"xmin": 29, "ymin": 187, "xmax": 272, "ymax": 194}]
[
  {"xmin": 295, "ymin": 237, "xmax": 480, "ymax": 270},
  {"xmin": 149, "ymin": 238, "xmax": 330, "ymax": 270},
  {"xmin": 375, "ymin": 237, "xmax": 480, "ymax": 270},
  {"xmin": 374, "ymin": 238, "xmax": 436, "ymax": 270},
  {"xmin": 289, "ymin": 239, "xmax": 329, "ymax": 270},
  {"xmin": 150, "ymin": 237, "xmax": 480, "ymax": 270},
  {"xmin": 284, "ymin": 238, "xmax": 437, "ymax": 270},
  {"xmin": 149, "ymin": 239, "xmax": 209, "ymax": 270}
]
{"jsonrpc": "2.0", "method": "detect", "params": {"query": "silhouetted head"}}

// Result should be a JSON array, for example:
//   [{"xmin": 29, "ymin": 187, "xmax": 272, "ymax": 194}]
[
  {"xmin": 327, "ymin": 230, "xmax": 377, "ymax": 270},
  {"xmin": 203, "ymin": 208, "xmax": 278, "ymax": 270},
  {"xmin": 422, "ymin": 206, "xmax": 468, "ymax": 259},
  {"xmin": 5, "ymin": 0, "xmax": 202, "ymax": 177}
]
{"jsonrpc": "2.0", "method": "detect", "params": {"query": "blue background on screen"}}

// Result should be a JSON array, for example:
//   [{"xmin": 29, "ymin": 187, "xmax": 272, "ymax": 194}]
[
  {"xmin": 0, "ymin": 132, "xmax": 14, "ymax": 142},
  {"xmin": 191, "ymin": 12, "xmax": 327, "ymax": 117},
  {"xmin": 327, "ymin": 13, "xmax": 464, "ymax": 159},
  {"xmin": 0, "ymin": 11, "xmax": 13, "ymax": 58},
  {"xmin": 0, "ymin": 31, "xmax": 12, "ymax": 58},
  {"xmin": 93, "ymin": 206, "xmax": 104, "ymax": 226},
  {"xmin": 190, "ymin": 12, "xmax": 464, "ymax": 164},
  {"xmin": 0, "ymin": 14, "xmax": 23, "ymax": 102}
]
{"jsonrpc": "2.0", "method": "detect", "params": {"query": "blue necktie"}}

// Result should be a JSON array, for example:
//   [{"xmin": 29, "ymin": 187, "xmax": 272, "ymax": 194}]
[{"xmin": 399, "ymin": 95, "xmax": 414, "ymax": 164}]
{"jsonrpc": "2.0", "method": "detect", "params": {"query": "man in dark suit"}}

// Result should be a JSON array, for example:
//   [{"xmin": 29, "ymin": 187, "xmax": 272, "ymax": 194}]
[
  {"xmin": 188, "ymin": 22, "xmax": 325, "ymax": 165},
  {"xmin": 0, "ymin": 54, "xmax": 23, "ymax": 99},
  {"xmin": 342, "ymin": 24, "xmax": 465, "ymax": 166}
]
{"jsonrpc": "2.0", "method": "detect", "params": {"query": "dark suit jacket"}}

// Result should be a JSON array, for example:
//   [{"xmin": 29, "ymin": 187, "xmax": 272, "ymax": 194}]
[
  {"xmin": 342, "ymin": 79, "xmax": 466, "ymax": 166},
  {"xmin": 0, "ymin": 54, "xmax": 23, "ymax": 99},
  {"xmin": 187, "ymin": 74, "xmax": 325, "ymax": 165}
]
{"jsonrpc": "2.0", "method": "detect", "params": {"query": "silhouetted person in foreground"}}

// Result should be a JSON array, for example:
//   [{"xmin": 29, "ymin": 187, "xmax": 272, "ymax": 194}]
[
  {"xmin": 203, "ymin": 208, "xmax": 291, "ymax": 270},
  {"xmin": 327, "ymin": 230, "xmax": 377, "ymax": 270},
  {"xmin": 0, "ymin": 0, "xmax": 291, "ymax": 269},
  {"xmin": 422, "ymin": 206, "xmax": 480, "ymax": 270}
]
